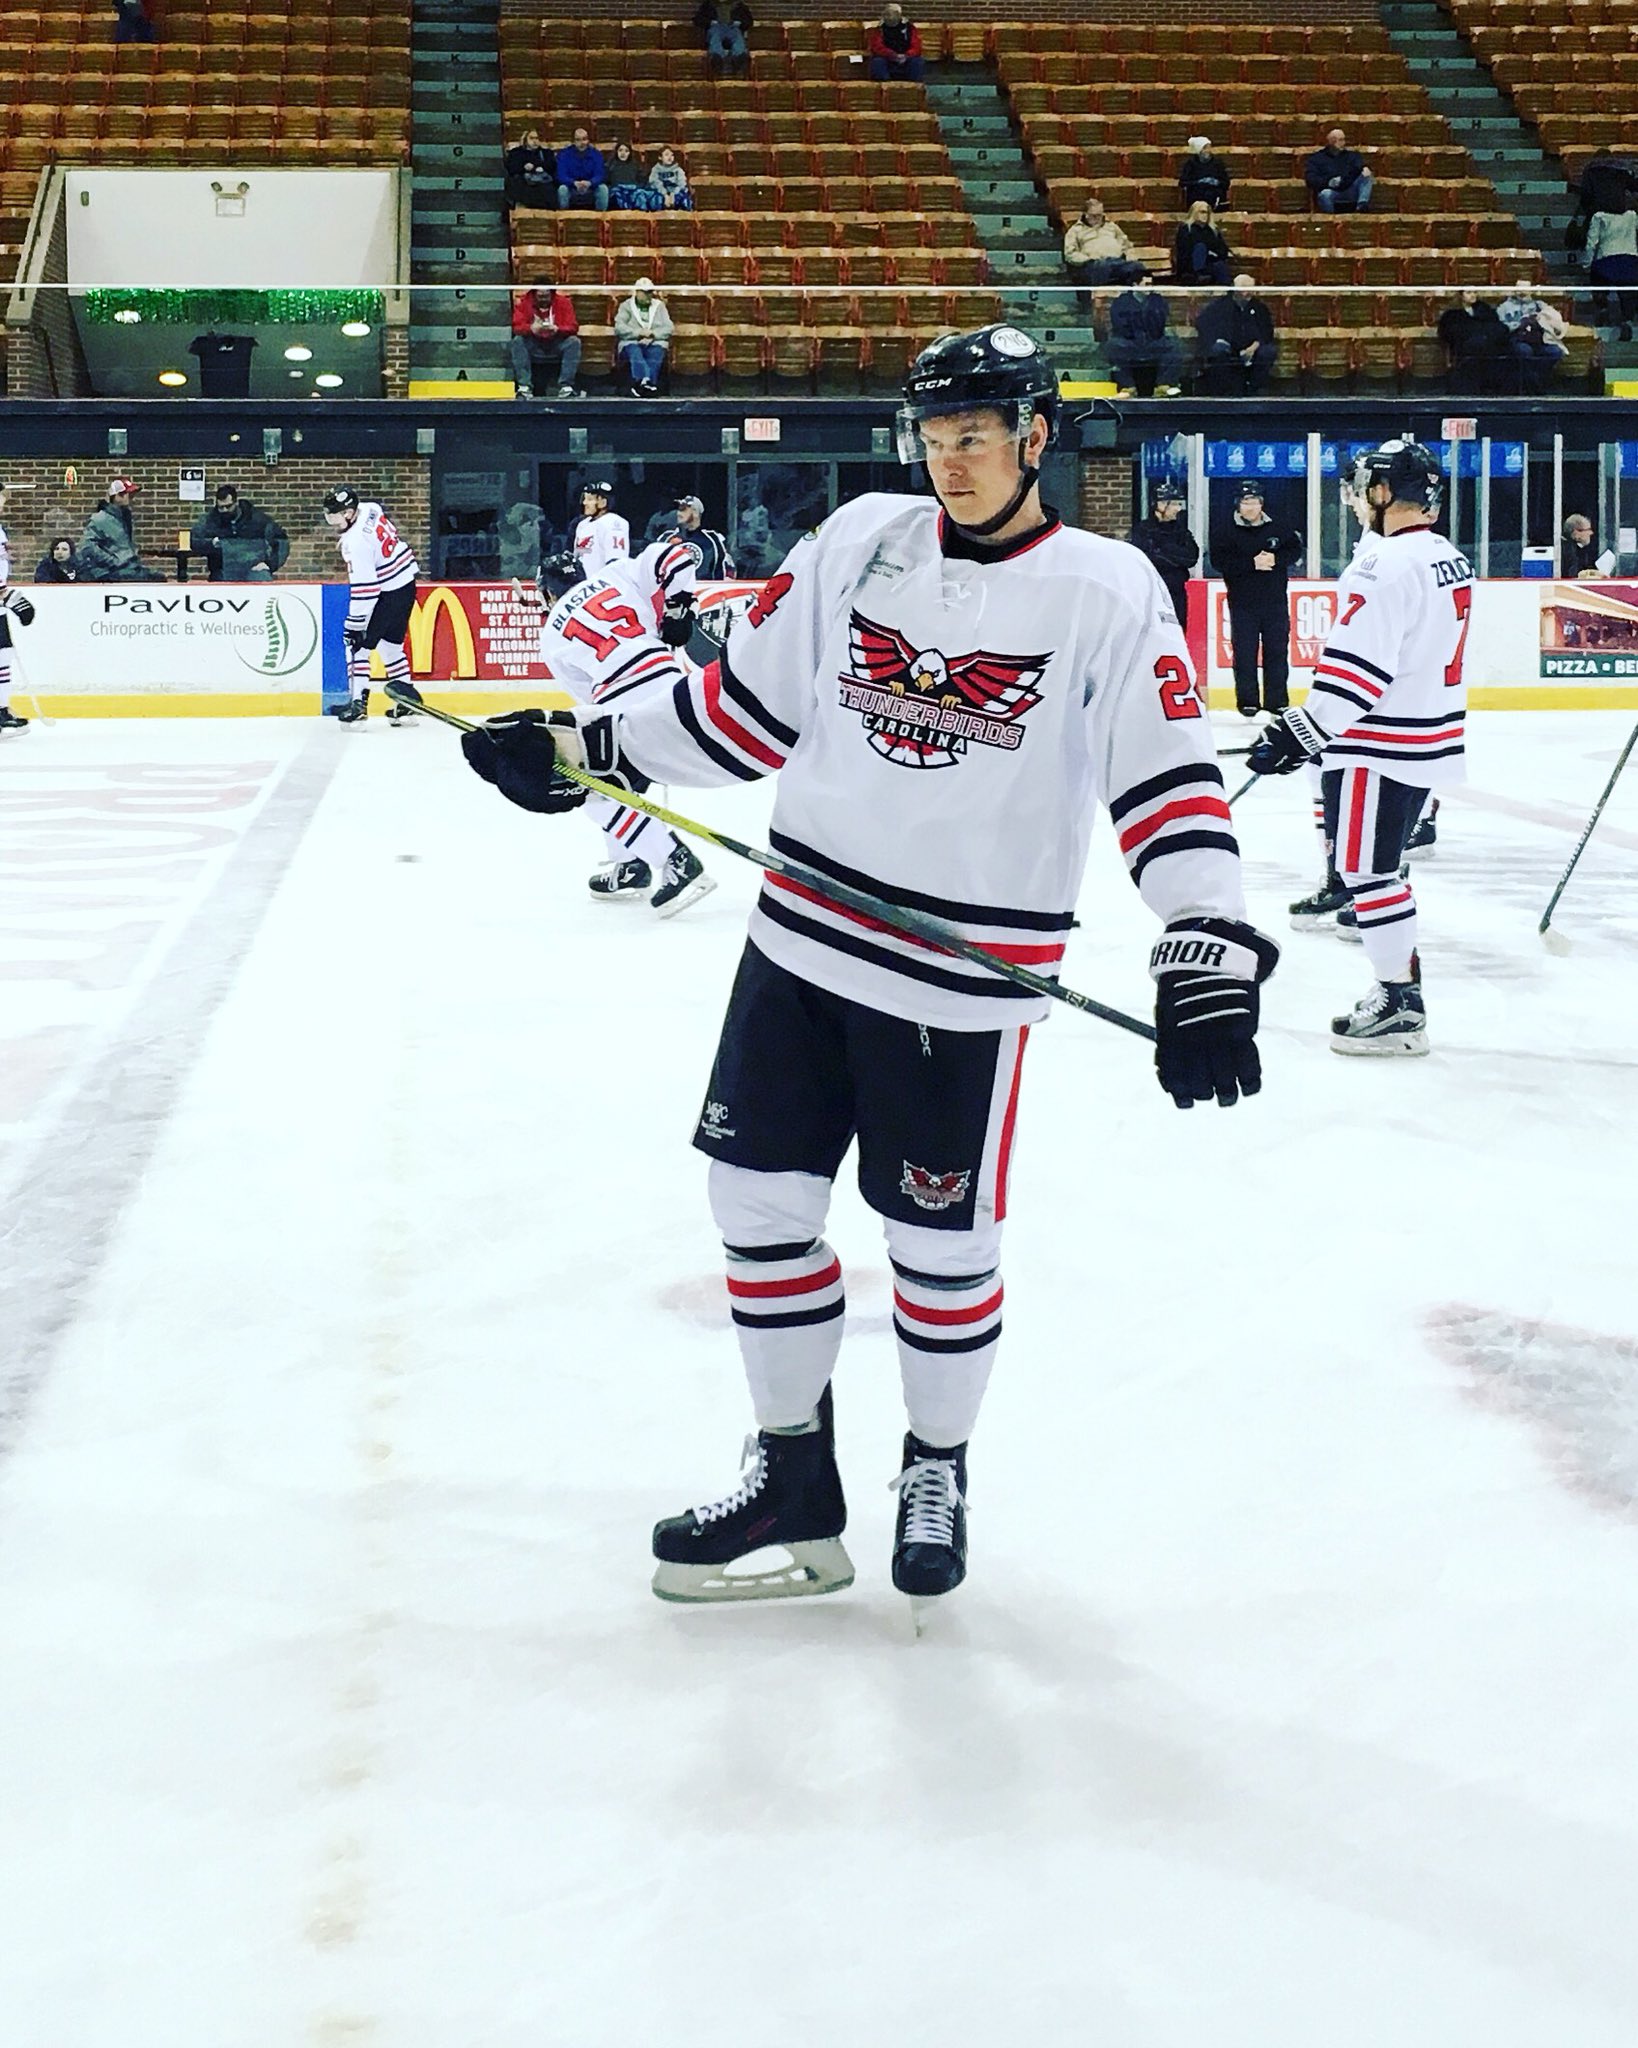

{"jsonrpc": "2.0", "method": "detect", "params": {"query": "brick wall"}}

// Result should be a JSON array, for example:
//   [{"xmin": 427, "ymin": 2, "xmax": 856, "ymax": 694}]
[
  {"xmin": 1078, "ymin": 453, "xmax": 1136, "ymax": 538},
  {"xmin": 5, "ymin": 191, "xmax": 91, "ymax": 401},
  {"xmin": 0, "ymin": 455, "xmax": 432, "ymax": 581}
]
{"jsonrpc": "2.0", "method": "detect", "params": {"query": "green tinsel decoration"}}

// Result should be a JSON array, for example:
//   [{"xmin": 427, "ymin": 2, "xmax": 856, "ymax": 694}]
[{"xmin": 83, "ymin": 288, "xmax": 386, "ymax": 326}]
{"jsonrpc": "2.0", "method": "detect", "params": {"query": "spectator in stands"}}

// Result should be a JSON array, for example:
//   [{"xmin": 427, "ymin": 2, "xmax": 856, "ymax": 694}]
[
  {"xmin": 695, "ymin": 0, "xmax": 752, "ymax": 73},
  {"xmin": 868, "ymin": 5, "xmax": 926, "ymax": 84},
  {"xmin": 1305, "ymin": 128, "xmax": 1373, "ymax": 214},
  {"xmin": 608, "ymin": 142, "xmax": 651, "ymax": 211},
  {"xmin": 1569, "ymin": 148, "xmax": 1637, "ymax": 252},
  {"xmin": 1560, "ymin": 514, "xmax": 1608, "ymax": 578},
  {"xmin": 1436, "ymin": 288, "xmax": 1509, "ymax": 393},
  {"xmin": 79, "ymin": 479, "xmax": 164, "ymax": 583},
  {"xmin": 191, "ymin": 482, "xmax": 290, "ymax": 581},
  {"xmin": 34, "ymin": 536, "xmax": 81, "ymax": 583},
  {"xmin": 1498, "ymin": 278, "xmax": 1568, "ymax": 391},
  {"xmin": 1586, "ymin": 201, "xmax": 1638, "ymax": 337},
  {"xmin": 1178, "ymin": 137, "xmax": 1231, "ymax": 214},
  {"xmin": 614, "ymin": 277, "xmax": 674, "ymax": 396},
  {"xmin": 1105, "ymin": 272, "xmax": 1182, "ymax": 397},
  {"xmin": 510, "ymin": 280, "xmax": 583, "ymax": 399},
  {"xmin": 649, "ymin": 147, "xmax": 694, "ymax": 212},
  {"xmin": 112, "ymin": 0, "xmax": 155, "ymax": 42},
  {"xmin": 504, "ymin": 129, "xmax": 556, "ymax": 210},
  {"xmin": 556, "ymin": 128, "xmax": 609, "ymax": 212},
  {"xmin": 1127, "ymin": 481, "xmax": 1199, "ymax": 631},
  {"xmin": 1196, "ymin": 275, "xmax": 1277, "ymax": 395},
  {"xmin": 1171, "ymin": 200, "xmax": 1233, "ymax": 287},
  {"xmin": 1063, "ymin": 196, "xmax": 1145, "ymax": 298}
]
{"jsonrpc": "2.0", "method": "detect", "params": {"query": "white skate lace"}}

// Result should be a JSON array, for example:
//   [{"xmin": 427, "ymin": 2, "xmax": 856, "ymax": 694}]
[
  {"xmin": 1356, "ymin": 984, "xmax": 1392, "ymax": 1023},
  {"xmin": 889, "ymin": 1458, "xmax": 963, "ymax": 1547},
  {"xmin": 693, "ymin": 1436, "xmax": 767, "ymax": 1523}
]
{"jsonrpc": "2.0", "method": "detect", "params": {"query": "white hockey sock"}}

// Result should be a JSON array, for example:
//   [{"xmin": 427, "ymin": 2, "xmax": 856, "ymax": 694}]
[
  {"xmin": 725, "ymin": 1239, "xmax": 846, "ymax": 1431},
  {"xmin": 1347, "ymin": 871, "xmax": 1419, "ymax": 981},
  {"xmin": 0, "ymin": 649, "xmax": 11, "ymax": 708},
  {"xmin": 892, "ymin": 1261, "xmax": 1003, "ymax": 1449},
  {"xmin": 348, "ymin": 648, "xmax": 370, "ymax": 699},
  {"xmin": 381, "ymin": 644, "xmax": 411, "ymax": 691},
  {"xmin": 604, "ymin": 805, "xmax": 676, "ymax": 868}
]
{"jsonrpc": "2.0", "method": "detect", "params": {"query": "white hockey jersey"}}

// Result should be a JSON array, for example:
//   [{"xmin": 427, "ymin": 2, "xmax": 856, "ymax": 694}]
[
  {"xmin": 542, "ymin": 570, "xmax": 690, "ymax": 709},
  {"xmin": 0, "ymin": 520, "xmax": 11, "ymax": 589},
  {"xmin": 595, "ymin": 492, "xmax": 1247, "ymax": 1029},
  {"xmin": 603, "ymin": 535, "xmax": 698, "ymax": 629},
  {"xmin": 574, "ymin": 510, "xmax": 630, "ymax": 576},
  {"xmin": 1306, "ymin": 523, "xmax": 1474, "ymax": 789},
  {"xmin": 337, "ymin": 501, "xmax": 419, "ymax": 606}
]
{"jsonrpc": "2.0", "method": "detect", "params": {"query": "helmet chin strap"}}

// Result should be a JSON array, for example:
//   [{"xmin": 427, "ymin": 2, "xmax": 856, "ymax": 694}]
[{"xmin": 944, "ymin": 446, "xmax": 1043, "ymax": 540}]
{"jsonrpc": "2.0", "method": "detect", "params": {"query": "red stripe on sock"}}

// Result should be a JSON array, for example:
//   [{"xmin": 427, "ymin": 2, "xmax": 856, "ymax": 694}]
[
  {"xmin": 894, "ymin": 1284, "xmax": 1003, "ymax": 1327},
  {"xmin": 727, "ymin": 1257, "xmax": 842, "ymax": 1301}
]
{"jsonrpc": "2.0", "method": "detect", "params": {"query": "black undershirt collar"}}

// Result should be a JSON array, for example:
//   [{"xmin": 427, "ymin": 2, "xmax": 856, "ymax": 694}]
[{"xmin": 937, "ymin": 505, "xmax": 1064, "ymax": 563}]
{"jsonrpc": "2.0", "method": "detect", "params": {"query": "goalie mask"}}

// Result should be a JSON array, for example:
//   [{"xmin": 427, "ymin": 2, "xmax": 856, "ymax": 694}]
[{"xmin": 896, "ymin": 324, "xmax": 1061, "ymax": 538}]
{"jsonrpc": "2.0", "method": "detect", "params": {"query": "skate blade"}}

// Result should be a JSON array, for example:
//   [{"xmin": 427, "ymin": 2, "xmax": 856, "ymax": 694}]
[
  {"xmin": 653, "ymin": 873, "xmax": 718, "ymax": 920},
  {"xmin": 1330, "ymin": 1030, "xmax": 1429, "ymax": 1058},
  {"xmin": 1288, "ymin": 913, "xmax": 1339, "ymax": 932},
  {"xmin": 651, "ymin": 1538, "xmax": 855, "ymax": 1604},
  {"xmin": 588, "ymin": 889, "xmax": 650, "ymax": 904},
  {"xmin": 1333, "ymin": 926, "xmax": 1363, "ymax": 944}
]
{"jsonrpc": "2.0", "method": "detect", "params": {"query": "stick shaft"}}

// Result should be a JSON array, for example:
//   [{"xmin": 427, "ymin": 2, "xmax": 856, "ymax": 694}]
[
  {"xmin": 392, "ymin": 687, "xmax": 1157, "ymax": 1042},
  {"xmin": 1538, "ymin": 719, "xmax": 1638, "ymax": 934}
]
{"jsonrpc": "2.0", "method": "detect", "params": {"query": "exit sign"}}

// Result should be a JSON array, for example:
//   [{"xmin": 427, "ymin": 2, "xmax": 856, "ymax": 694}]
[
  {"xmin": 743, "ymin": 417, "xmax": 781, "ymax": 443},
  {"xmin": 1441, "ymin": 416, "xmax": 1477, "ymax": 441}
]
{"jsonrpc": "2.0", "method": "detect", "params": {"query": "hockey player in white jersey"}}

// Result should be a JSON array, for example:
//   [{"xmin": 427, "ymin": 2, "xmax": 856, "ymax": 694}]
[
  {"xmin": 572, "ymin": 480, "xmax": 629, "ymax": 578},
  {"xmin": 1249, "ymin": 438, "xmax": 1472, "ymax": 1055},
  {"xmin": 533, "ymin": 547, "xmax": 716, "ymax": 915},
  {"xmin": 463, "ymin": 325, "xmax": 1277, "ymax": 1606},
  {"xmin": 0, "ymin": 481, "xmax": 33, "ymax": 734},
  {"xmin": 322, "ymin": 485, "xmax": 424, "ymax": 726}
]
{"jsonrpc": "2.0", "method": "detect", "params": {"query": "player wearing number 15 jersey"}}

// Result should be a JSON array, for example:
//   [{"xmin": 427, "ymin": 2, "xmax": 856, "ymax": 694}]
[
  {"xmin": 322, "ymin": 486, "xmax": 424, "ymax": 726},
  {"xmin": 1249, "ymin": 438, "xmax": 1473, "ymax": 1056}
]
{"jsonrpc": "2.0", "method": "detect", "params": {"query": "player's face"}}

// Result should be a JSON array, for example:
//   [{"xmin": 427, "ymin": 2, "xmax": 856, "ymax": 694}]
[
  {"xmin": 919, "ymin": 408, "xmax": 1044, "ymax": 529},
  {"xmin": 323, "ymin": 508, "xmax": 355, "ymax": 531},
  {"xmin": 582, "ymin": 492, "xmax": 603, "ymax": 517}
]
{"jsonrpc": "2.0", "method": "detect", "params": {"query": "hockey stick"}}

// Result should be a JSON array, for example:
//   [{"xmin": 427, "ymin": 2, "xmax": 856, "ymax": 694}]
[
  {"xmin": 1228, "ymin": 770, "xmax": 1260, "ymax": 805},
  {"xmin": 1538, "ymin": 719, "xmax": 1638, "ymax": 954},
  {"xmin": 387, "ymin": 685, "xmax": 1157, "ymax": 1042}
]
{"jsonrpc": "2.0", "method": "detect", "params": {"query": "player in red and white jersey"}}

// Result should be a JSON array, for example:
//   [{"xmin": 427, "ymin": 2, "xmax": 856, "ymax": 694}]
[
  {"xmin": 1249, "ymin": 438, "xmax": 1473, "ymax": 1055},
  {"xmin": 323, "ymin": 485, "xmax": 423, "ymax": 726},
  {"xmin": 533, "ymin": 549, "xmax": 715, "ymax": 916},
  {"xmin": 572, "ymin": 481, "xmax": 629, "ymax": 577},
  {"xmin": 0, "ymin": 479, "xmax": 30, "ymax": 733},
  {"xmin": 464, "ymin": 325, "xmax": 1277, "ymax": 1609}
]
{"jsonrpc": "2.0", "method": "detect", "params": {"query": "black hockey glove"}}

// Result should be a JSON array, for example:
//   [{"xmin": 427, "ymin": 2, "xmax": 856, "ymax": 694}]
[
  {"xmin": 343, "ymin": 623, "xmax": 365, "ymax": 655},
  {"xmin": 1150, "ymin": 917, "xmax": 1280, "ymax": 1109},
  {"xmin": 462, "ymin": 708, "xmax": 587, "ymax": 814},
  {"xmin": 1246, "ymin": 705, "xmax": 1326, "ymax": 777},
  {"xmin": 658, "ymin": 594, "xmax": 696, "ymax": 648},
  {"xmin": 3, "ymin": 592, "xmax": 35, "ymax": 627}
]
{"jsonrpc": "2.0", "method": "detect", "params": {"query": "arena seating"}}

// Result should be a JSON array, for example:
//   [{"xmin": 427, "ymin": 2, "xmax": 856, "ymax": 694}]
[
  {"xmin": 1444, "ymin": 0, "xmax": 1638, "ymax": 174},
  {"xmin": 0, "ymin": 1, "xmax": 410, "ymax": 172}
]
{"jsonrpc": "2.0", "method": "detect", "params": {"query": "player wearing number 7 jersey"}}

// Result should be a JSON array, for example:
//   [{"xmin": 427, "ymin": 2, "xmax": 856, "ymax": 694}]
[{"xmin": 1249, "ymin": 438, "xmax": 1473, "ymax": 1055}]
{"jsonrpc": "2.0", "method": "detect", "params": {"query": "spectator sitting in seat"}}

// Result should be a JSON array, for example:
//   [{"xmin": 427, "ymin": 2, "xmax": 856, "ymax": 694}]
[
  {"xmin": 505, "ymin": 128, "xmax": 556, "ymax": 210},
  {"xmin": 1178, "ymin": 136, "xmax": 1231, "ymax": 214},
  {"xmin": 192, "ymin": 482, "xmax": 290, "ymax": 581},
  {"xmin": 1105, "ymin": 271, "xmax": 1183, "ymax": 397},
  {"xmin": 868, "ymin": 5, "xmax": 925, "ymax": 83},
  {"xmin": 1195, "ymin": 274, "xmax": 1278, "ymax": 395},
  {"xmin": 608, "ymin": 142, "xmax": 651, "ymax": 211},
  {"xmin": 1586, "ymin": 201, "xmax": 1638, "ymax": 337},
  {"xmin": 556, "ymin": 128, "xmax": 608, "ymax": 212},
  {"xmin": 1561, "ymin": 514, "xmax": 1610, "ymax": 578},
  {"xmin": 615, "ymin": 277, "xmax": 674, "ymax": 396},
  {"xmin": 649, "ymin": 147, "xmax": 694, "ymax": 211},
  {"xmin": 1305, "ymin": 128, "xmax": 1373, "ymax": 214},
  {"xmin": 79, "ymin": 479, "xmax": 164, "ymax": 582},
  {"xmin": 112, "ymin": 0, "xmax": 155, "ymax": 41},
  {"xmin": 510, "ymin": 279, "xmax": 583, "ymax": 398},
  {"xmin": 695, "ymin": 0, "xmax": 752, "ymax": 73},
  {"xmin": 34, "ymin": 536, "xmax": 81, "ymax": 583},
  {"xmin": 1436, "ymin": 288, "xmax": 1509, "ymax": 394},
  {"xmin": 1498, "ymin": 278, "xmax": 1568, "ymax": 391},
  {"xmin": 1063, "ymin": 196, "xmax": 1145, "ymax": 296},
  {"xmin": 1171, "ymin": 200, "xmax": 1233, "ymax": 286}
]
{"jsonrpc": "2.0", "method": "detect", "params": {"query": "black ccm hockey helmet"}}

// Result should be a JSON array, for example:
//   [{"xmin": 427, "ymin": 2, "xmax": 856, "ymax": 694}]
[
  {"xmin": 322, "ymin": 483, "xmax": 361, "ymax": 528},
  {"xmin": 897, "ymin": 325, "xmax": 1061, "ymax": 536},
  {"xmin": 1353, "ymin": 437, "xmax": 1444, "ymax": 516},
  {"xmin": 538, "ymin": 550, "xmax": 583, "ymax": 598}
]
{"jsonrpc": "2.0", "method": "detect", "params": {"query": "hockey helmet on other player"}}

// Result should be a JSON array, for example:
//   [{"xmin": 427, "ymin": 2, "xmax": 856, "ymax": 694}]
[
  {"xmin": 1353, "ymin": 438, "xmax": 1443, "ymax": 517},
  {"xmin": 581, "ymin": 479, "xmax": 615, "ymax": 511},
  {"xmin": 322, "ymin": 484, "xmax": 362, "ymax": 530},
  {"xmin": 896, "ymin": 325, "xmax": 1061, "ymax": 538},
  {"xmin": 538, "ymin": 551, "xmax": 583, "ymax": 598}
]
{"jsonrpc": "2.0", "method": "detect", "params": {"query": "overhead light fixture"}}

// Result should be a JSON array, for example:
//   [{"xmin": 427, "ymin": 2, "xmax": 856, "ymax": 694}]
[
  {"xmin": 314, "ymin": 374, "xmax": 343, "ymax": 388},
  {"xmin": 284, "ymin": 344, "xmax": 313, "ymax": 362},
  {"xmin": 113, "ymin": 308, "xmax": 142, "ymax": 325},
  {"xmin": 288, "ymin": 369, "xmax": 305, "ymax": 379},
  {"xmin": 341, "ymin": 320, "xmax": 372, "ymax": 338},
  {"xmin": 157, "ymin": 370, "xmax": 187, "ymax": 386}
]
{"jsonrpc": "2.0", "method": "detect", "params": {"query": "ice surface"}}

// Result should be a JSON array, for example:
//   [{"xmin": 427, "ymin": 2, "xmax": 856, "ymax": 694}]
[{"xmin": 1, "ymin": 711, "xmax": 1636, "ymax": 2048}]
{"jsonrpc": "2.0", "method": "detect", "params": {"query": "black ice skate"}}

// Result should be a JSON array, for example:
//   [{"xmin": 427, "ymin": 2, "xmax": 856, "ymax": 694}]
[
  {"xmin": 652, "ymin": 1385, "xmax": 854, "ymax": 1602},
  {"xmin": 1407, "ymin": 804, "xmax": 1439, "ymax": 857},
  {"xmin": 0, "ymin": 705, "xmax": 30, "ymax": 733},
  {"xmin": 650, "ymin": 841, "xmax": 717, "ymax": 919},
  {"xmin": 334, "ymin": 689, "xmax": 370, "ymax": 725},
  {"xmin": 890, "ymin": 1436, "xmax": 968, "ymax": 1599},
  {"xmin": 588, "ymin": 857, "xmax": 652, "ymax": 900},
  {"xmin": 385, "ymin": 684, "xmax": 425, "ymax": 725},
  {"xmin": 1289, "ymin": 875, "xmax": 1348, "ymax": 930},
  {"xmin": 1334, "ymin": 903, "xmax": 1363, "ymax": 943},
  {"xmin": 1331, "ymin": 975, "xmax": 1428, "ymax": 1057}
]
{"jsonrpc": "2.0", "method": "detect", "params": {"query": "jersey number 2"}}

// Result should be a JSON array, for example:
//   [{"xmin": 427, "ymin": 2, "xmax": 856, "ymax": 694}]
[
  {"xmin": 1155, "ymin": 654, "xmax": 1203, "ymax": 721},
  {"xmin": 1444, "ymin": 586, "xmax": 1472, "ymax": 689},
  {"xmin": 562, "ymin": 590, "xmax": 644, "ymax": 660},
  {"xmin": 375, "ymin": 516, "xmax": 400, "ymax": 558}
]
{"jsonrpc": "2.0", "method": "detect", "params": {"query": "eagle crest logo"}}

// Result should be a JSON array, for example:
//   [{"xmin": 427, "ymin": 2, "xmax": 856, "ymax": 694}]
[{"xmin": 839, "ymin": 610, "xmax": 1051, "ymax": 769}]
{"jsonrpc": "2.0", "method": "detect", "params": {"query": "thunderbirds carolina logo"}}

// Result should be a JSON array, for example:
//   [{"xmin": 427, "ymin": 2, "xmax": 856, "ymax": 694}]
[{"xmin": 839, "ymin": 609, "xmax": 1051, "ymax": 769}]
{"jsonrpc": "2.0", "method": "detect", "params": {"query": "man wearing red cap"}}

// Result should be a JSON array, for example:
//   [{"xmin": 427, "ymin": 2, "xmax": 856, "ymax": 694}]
[{"xmin": 78, "ymin": 478, "xmax": 163, "ymax": 582}]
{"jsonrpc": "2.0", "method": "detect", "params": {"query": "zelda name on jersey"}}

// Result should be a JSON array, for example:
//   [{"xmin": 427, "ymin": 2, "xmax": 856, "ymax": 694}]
[{"xmin": 838, "ymin": 608, "xmax": 1050, "ymax": 769}]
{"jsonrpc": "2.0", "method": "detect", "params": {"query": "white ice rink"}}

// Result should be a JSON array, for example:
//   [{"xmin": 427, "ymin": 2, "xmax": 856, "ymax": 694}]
[{"xmin": 1, "ymin": 708, "xmax": 1636, "ymax": 2048}]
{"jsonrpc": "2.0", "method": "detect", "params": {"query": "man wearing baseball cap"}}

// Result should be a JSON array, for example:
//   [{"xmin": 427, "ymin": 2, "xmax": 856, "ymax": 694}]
[
  {"xmin": 1127, "ymin": 478, "xmax": 1199, "ymax": 631},
  {"xmin": 1211, "ymin": 480, "xmax": 1303, "ymax": 716},
  {"xmin": 655, "ymin": 493, "xmax": 736, "ymax": 579},
  {"xmin": 613, "ymin": 276, "xmax": 673, "ymax": 396},
  {"xmin": 79, "ymin": 478, "xmax": 164, "ymax": 583}
]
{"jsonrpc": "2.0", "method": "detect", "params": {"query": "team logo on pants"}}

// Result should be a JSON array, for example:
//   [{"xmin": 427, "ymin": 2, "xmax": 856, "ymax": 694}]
[
  {"xmin": 901, "ymin": 1162, "xmax": 972, "ymax": 1211},
  {"xmin": 839, "ymin": 610, "xmax": 1050, "ymax": 769}
]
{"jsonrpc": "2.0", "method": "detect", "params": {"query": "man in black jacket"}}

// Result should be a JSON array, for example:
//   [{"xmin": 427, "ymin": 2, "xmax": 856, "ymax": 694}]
[
  {"xmin": 1436, "ymin": 290, "xmax": 1509, "ymax": 394},
  {"xmin": 1212, "ymin": 483, "xmax": 1302, "ymax": 716},
  {"xmin": 1195, "ymin": 275, "xmax": 1278, "ymax": 395},
  {"xmin": 191, "ymin": 483, "xmax": 291, "ymax": 580},
  {"xmin": 1105, "ymin": 273, "xmax": 1182, "ymax": 396},
  {"xmin": 1304, "ymin": 129, "xmax": 1374, "ymax": 213},
  {"xmin": 1128, "ymin": 481, "xmax": 1199, "ymax": 630}
]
